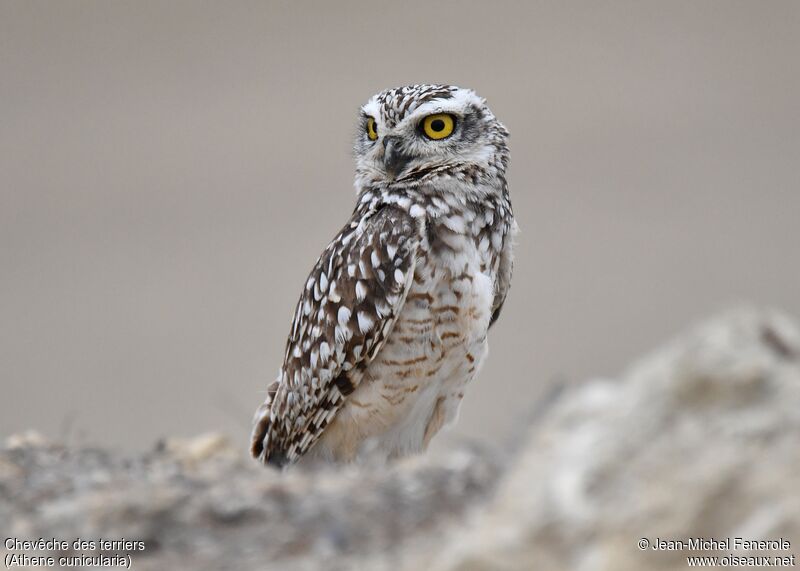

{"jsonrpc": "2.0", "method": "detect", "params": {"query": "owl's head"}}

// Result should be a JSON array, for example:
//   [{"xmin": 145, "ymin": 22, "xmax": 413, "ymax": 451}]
[{"xmin": 354, "ymin": 84, "xmax": 509, "ymax": 194}]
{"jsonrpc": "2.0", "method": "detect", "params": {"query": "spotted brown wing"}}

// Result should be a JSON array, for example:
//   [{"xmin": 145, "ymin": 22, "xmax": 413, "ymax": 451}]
[{"xmin": 251, "ymin": 204, "xmax": 420, "ymax": 466}]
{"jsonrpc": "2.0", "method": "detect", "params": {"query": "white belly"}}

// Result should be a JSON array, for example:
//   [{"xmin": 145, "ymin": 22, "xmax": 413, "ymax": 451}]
[{"xmin": 307, "ymin": 249, "xmax": 495, "ymax": 463}]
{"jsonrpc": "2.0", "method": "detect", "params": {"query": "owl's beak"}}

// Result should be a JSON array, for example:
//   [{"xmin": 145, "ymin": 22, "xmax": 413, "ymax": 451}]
[{"xmin": 382, "ymin": 136, "xmax": 411, "ymax": 178}]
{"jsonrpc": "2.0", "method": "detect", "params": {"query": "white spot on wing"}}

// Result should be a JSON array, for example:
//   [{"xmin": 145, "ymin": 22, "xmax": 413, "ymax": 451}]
[
  {"xmin": 338, "ymin": 306, "xmax": 352, "ymax": 328},
  {"xmin": 357, "ymin": 312, "xmax": 374, "ymax": 334},
  {"xmin": 328, "ymin": 280, "xmax": 341, "ymax": 303},
  {"xmin": 356, "ymin": 281, "xmax": 367, "ymax": 301},
  {"xmin": 319, "ymin": 342, "xmax": 331, "ymax": 363}
]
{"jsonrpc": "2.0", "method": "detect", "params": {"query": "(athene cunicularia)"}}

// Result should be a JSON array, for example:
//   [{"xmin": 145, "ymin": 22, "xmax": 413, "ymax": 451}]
[{"xmin": 251, "ymin": 84, "xmax": 516, "ymax": 467}]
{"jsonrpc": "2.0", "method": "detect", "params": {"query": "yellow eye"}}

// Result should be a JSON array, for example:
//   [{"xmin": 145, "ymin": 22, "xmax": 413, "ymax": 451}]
[
  {"xmin": 366, "ymin": 116, "xmax": 378, "ymax": 141},
  {"xmin": 422, "ymin": 113, "xmax": 455, "ymax": 140}
]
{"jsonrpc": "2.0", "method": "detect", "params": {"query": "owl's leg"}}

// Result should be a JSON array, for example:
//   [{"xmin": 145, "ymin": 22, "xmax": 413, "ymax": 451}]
[
  {"xmin": 422, "ymin": 339, "xmax": 489, "ymax": 450},
  {"xmin": 422, "ymin": 395, "xmax": 447, "ymax": 449}
]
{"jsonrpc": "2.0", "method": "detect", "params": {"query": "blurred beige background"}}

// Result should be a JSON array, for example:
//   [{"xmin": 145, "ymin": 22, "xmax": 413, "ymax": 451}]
[{"xmin": 1, "ymin": 1, "xmax": 798, "ymax": 452}]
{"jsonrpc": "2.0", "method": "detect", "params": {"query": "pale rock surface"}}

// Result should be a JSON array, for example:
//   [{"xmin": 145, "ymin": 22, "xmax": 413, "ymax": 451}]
[{"xmin": 438, "ymin": 307, "xmax": 800, "ymax": 570}]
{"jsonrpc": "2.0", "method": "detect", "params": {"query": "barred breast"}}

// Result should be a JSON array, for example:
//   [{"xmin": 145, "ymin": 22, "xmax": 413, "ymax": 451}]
[{"xmin": 305, "ymin": 224, "xmax": 495, "ymax": 463}]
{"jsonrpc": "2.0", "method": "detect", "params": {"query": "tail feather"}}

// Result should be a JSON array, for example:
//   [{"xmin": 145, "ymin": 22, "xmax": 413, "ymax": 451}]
[{"xmin": 249, "ymin": 380, "xmax": 279, "ymax": 463}]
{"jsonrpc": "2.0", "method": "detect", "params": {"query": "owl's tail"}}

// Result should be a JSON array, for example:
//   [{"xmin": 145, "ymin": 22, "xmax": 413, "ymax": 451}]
[{"xmin": 249, "ymin": 379, "xmax": 280, "ymax": 464}]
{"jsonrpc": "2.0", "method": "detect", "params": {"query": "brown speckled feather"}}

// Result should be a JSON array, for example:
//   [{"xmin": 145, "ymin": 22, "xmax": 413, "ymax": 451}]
[{"xmin": 251, "ymin": 203, "xmax": 419, "ymax": 466}]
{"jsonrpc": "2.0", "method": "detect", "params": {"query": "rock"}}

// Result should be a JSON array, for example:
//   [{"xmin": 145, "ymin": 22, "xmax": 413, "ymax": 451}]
[
  {"xmin": 0, "ymin": 433, "xmax": 502, "ymax": 570},
  {"xmin": 4, "ymin": 429, "xmax": 48, "ymax": 449},
  {"xmin": 437, "ymin": 307, "xmax": 800, "ymax": 571},
  {"xmin": 1, "ymin": 307, "xmax": 798, "ymax": 570}
]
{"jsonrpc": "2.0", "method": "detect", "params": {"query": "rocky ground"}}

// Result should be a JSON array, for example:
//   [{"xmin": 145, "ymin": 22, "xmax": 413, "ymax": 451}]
[{"xmin": 2, "ymin": 307, "xmax": 799, "ymax": 570}]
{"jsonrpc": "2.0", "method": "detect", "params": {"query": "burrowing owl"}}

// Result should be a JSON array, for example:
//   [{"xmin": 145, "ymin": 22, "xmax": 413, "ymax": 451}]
[{"xmin": 251, "ymin": 84, "xmax": 516, "ymax": 467}]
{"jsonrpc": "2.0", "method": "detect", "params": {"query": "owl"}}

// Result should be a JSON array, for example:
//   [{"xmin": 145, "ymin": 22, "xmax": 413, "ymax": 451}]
[{"xmin": 251, "ymin": 84, "xmax": 516, "ymax": 467}]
